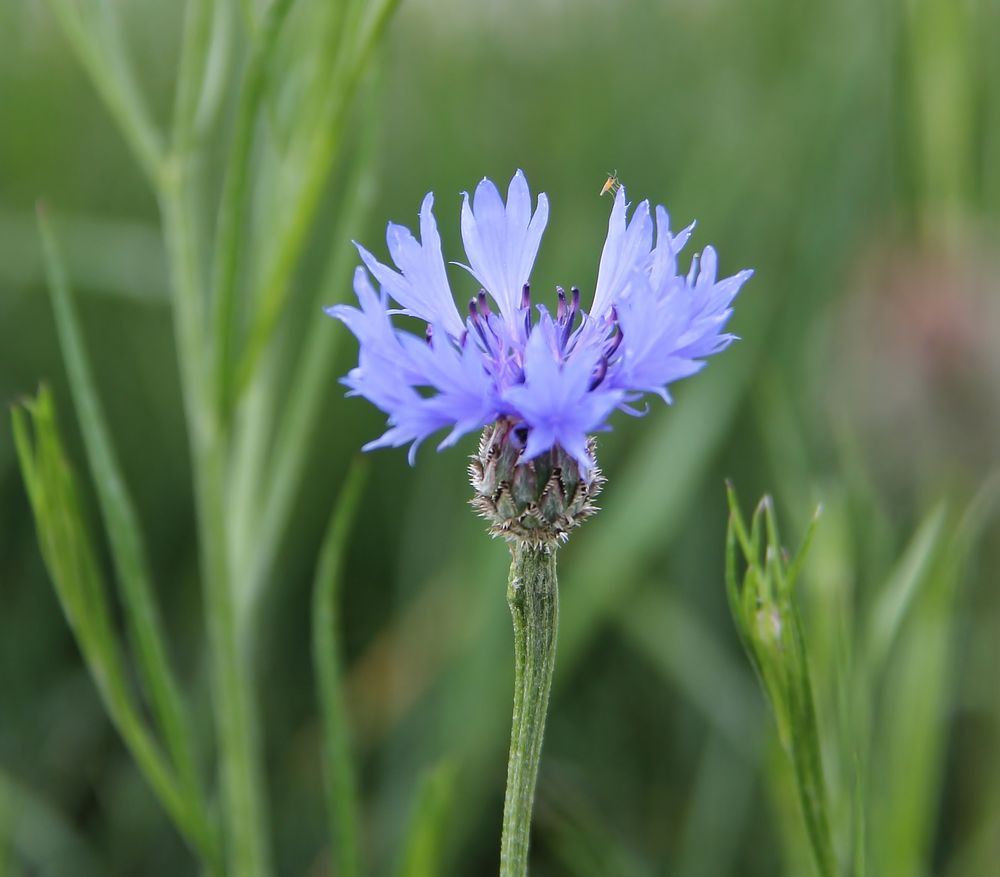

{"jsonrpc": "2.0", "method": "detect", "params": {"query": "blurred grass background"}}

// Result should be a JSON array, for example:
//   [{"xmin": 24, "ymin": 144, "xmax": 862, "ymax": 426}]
[{"xmin": 1, "ymin": 0, "xmax": 999, "ymax": 874}]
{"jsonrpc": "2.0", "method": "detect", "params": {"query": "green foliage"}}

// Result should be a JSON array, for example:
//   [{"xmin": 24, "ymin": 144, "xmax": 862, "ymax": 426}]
[
  {"xmin": 724, "ymin": 483, "xmax": 998, "ymax": 877},
  {"xmin": 313, "ymin": 463, "xmax": 368, "ymax": 877},
  {"xmin": 392, "ymin": 760, "xmax": 458, "ymax": 877},
  {"xmin": 725, "ymin": 488, "xmax": 835, "ymax": 877},
  {"xmin": 11, "ymin": 388, "xmax": 213, "ymax": 865},
  {"xmin": 9, "ymin": 1, "xmax": 399, "ymax": 874},
  {"xmin": 2, "ymin": 0, "xmax": 999, "ymax": 875},
  {"xmin": 0, "ymin": 768, "xmax": 104, "ymax": 877},
  {"xmin": 35, "ymin": 206, "xmax": 216, "ymax": 869}
]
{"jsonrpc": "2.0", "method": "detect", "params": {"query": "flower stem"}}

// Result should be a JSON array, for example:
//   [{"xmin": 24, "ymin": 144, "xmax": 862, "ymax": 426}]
[{"xmin": 500, "ymin": 542, "xmax": 559, "ymax": 877}]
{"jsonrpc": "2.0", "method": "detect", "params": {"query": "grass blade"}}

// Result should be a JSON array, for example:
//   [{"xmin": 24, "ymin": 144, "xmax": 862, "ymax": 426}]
[
  {"xmin": 241, "ymin": 109, "xmax": 379, "ymax": 611},
  {"xmin": 211, "ymin": 0, "xmax": 297, "ymax": 420},
  {"xmin": 312, "ymin": 463, "xmax": 368, "ymax": 877},
  {"xmin": 392, "ymin": 760, "xmax": 458, "ymax": 877},
  {"xmin": 234, "ymin": 0, "xmax": 401, "ymax": 397},
  {"xmin": 864, "ymin": 503, "xmax": 948, "ymax": 680},
  {"xmin": 42, "ymin": 0, "xmax": 164, "ymax": 184},
  {"xmin": 11, "ymin": 390, "xmax": 199, "ymax": 860},
  {"xmin": 35, "ymin": 208, "xmax": 220, "ymax": 872},
  {"xmin": 0, "ymin": 768, "xmax": 105, "ymax": 877},
  {"xmin": 616, "ymin": 587, "xmax": 763, "ymax": 760}
]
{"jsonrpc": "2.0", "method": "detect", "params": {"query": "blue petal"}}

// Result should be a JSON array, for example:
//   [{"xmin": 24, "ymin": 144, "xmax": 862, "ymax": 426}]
[
  {"xmin": 330, "ymin": 173, "xmax": 752, "ymax": 468},
  {"xmin": 503, "ymin": 326, "xmax": 621, "ymax": 470},
  {"xmin": 591, "ymin": 188, "xmax": 654, "ymax": 318},
  {"xmin": 459, "ymin": 170, "xmax": 549, "ymax": 331},
  {"xmin": 354, "ymin": 193, "xmax": 465, "ymax": 338}
]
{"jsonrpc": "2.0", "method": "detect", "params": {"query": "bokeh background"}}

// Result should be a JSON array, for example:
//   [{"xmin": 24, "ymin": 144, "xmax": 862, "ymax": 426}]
[{"xmin": 2, "ymin": 0, "xmax": 999, "ymax": 874}]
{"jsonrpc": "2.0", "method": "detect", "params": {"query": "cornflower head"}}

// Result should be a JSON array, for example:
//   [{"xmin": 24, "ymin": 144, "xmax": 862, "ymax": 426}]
[{"xmin": 327, "ymin": 170, "xmax": 752, "ymax": 544}]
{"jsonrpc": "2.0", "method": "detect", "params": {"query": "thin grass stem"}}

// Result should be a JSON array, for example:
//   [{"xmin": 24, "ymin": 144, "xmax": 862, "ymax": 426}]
[
  {"xmin": 35, "ymin": 210, "xmax": 222, "ymax": 874},
  {"xmin": 234, "ymin": 0, "xmax": 401, "ymax": 397},
  {"xmin": 42, "ymin": 0, "xmax": 164, "ymax": 184},
  {"xmin": 312, "ymin": 465, "xmax": 367, "ymax": 877}
]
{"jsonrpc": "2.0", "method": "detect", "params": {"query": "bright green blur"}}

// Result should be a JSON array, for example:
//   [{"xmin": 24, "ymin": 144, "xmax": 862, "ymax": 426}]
[{"xmin": 1, "ymin": 0, "xmax": 999, "ymax": 875}]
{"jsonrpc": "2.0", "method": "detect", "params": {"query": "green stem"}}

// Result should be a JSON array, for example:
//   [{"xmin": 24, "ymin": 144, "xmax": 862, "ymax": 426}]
[
  {"xmin": 312, "ymin": 465, "xmax": 367, "ymax": 877},
  {"xmin": 211, "ymin": 0, "xmax": 296, "ymax": 422},
  {"xmin": 36, "ymin": 210, "xmax": 221, "ymax": 874},
  {"xmin": 198, "ymin": 435, "xmax": 272, "ymax": 877},
  {"xmin": 43, "ymin": 0, "xmax": 164, "ymax": 186},
  {"xmin": 234, "ymin": 0, "xmax": 402, "ymax": 398},
  {"xmin": 172, "ymin": 0, "xmax": 213, "ymax": 157},
  {"xmin": 12, "ymin": 394, "xmax": 193, "ymax": 859},
  {"xmin": 500, "ymin": 543, "xmax": 559, "ymax": 877},
  {"xmin": 161, "ymin": 174, "xmax": 272, "ymax": 877},
  {"xmin": 241, "ymin": 146, "xmax": 377, "ymax": 610}
]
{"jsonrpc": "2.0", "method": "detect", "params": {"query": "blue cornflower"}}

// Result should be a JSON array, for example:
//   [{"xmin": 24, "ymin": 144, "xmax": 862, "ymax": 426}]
[{"xmin": 328, "ymin": 170, "xmax": 751, "ymax": 473}]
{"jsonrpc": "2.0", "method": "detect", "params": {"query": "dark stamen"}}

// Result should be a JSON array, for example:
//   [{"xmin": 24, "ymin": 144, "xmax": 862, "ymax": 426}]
[
  {"xmin": 521, "ymin": 283, "xmax": 531, "ymax": 309},
  {"xmin": 556, "ymin": 286, "xmax": 568, "ymax": 320},
  {"xmin": 425, "ymin": 324, "xmax": 434, "ymax": 345},
  {"xmin": 560, "ymin": 287, "xmax": 581, "ymax": 348},
  {"xmin": 606, "ymin": 325, "xmax": 623, "ymax": 358},
  {"xmin": 477, "ymin": 289, "xmax": 492, "ymax": 315},
  {"xmin": 468, "ymin": 298, "xmax": 490, "ymax": 347},
  {"xmin": 589, "ymin": 355, "xmax": 608, "ymax": 390}
]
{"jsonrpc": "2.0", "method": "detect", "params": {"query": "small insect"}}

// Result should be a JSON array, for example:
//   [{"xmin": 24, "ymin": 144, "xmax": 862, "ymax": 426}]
[{"xmin": 600, "ymin": 169, "xmax": 622, "ymax": 197}]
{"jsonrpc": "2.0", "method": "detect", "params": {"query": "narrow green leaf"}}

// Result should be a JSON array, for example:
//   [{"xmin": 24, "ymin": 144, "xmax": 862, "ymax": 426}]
[
  {"xmin": 617, "ymin": 588, "xmax": 763, "ymax": 760},
  {"xmin": 724, "ymin": 486, "xmax": 837, "ymax": 877},
  {"xmin": 868, "ymin": 476, "xmax": 1000, "ymax": 877},
  {"xmin": 786, "ymin": 504, "xmax": 822, "ymax": 593},
  {"xmin": 42, "ymin": 0, "xmax": 164, "ymax": 184},
  {"xmin": 10, "ymin": 405, "xmax": 39, "ymax": 506},
  {"xmin": 852, "ymin": 751, "xmax": 867, "ymax": 877},
  {"xmin": 172, "ymin": 0, "xmax": 214, "ymax": 156},
  {"xmin": 864, "ymin": 503, "xmax": 948, "ymax": 680},
  {"xmin": 278, "ymin": 0, "xmax": 354, "ymax": 151},
  {"xmin": 0, "ymin": 768, "xmax": 105, "ymax": 877},
  {"xmin": 750, "ymin": 495, "xmax": 766, "ymax": 560},
  {"xmin": 393, "ymin": 761, "xmax": 458, "ymax": 877},
  {"xmin": 193, "ymin": 0, "xmax": 238, "ymax": 134},
  {"xmin": 763, "ymin": 497, "xmax": 785, "ymax": 600},
  {"xmin": 869, "ymin": 536, "xmax": 958, "ymax": 877},
  {"xmin": 536, "ymin": 772, "xmax": 655, "ymax": 877},
  {"xmin": 786, "ymin": 604, "xmax": 837, "ymax": 877},
  {"xmin": 241, "ymin": 100, "xmax": 380, "ymax": 611},
  {"xmin": 674, "ymin": 734, "xmax": 757, "ymax": 877},
  {"xmin": 11, "ymin": 390, "xmax": 195, "ymax": 856},
  {"xmin": 35, "ymin": 210, "xmax": 220, "ymax": 872},
  {"xmin": 724, "ymin": 510, "xmax": 745, "ymax": 629},
  {"xmin": 312, "ymin": 463, "xmax": 368, "ymax": 877},
  {"xmin": 0, "ymin": 207, "xmax": 167, "ymax": 302},
  {"xmin": 234, "ymin": 0, "xmax": 401, "ymax": 397},
  {"xmin": 763, "ymin": 495, "xmax": 783, "ymax": 561},
  {"xmin": 211, "ymin": 0, "xmax": 297, "ymax": 420},
  {"xmin": 725, "ymin": 481, "xmax": 755, "ymax": 562},
  {"xmin": 238, "ymin": 0, "xmax": 257, "ymax": 32}
]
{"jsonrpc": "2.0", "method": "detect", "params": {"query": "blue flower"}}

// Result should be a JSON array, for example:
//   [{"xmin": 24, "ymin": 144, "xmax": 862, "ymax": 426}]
[{"xmin": 327, "ymin": 170, "xmax": 752, "ymax": 474}]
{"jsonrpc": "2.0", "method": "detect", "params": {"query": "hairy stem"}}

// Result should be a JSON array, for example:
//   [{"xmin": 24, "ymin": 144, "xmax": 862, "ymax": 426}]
[{"xmin": 500, "ymin": 543, "xmax": 559, "ymax": 877}]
